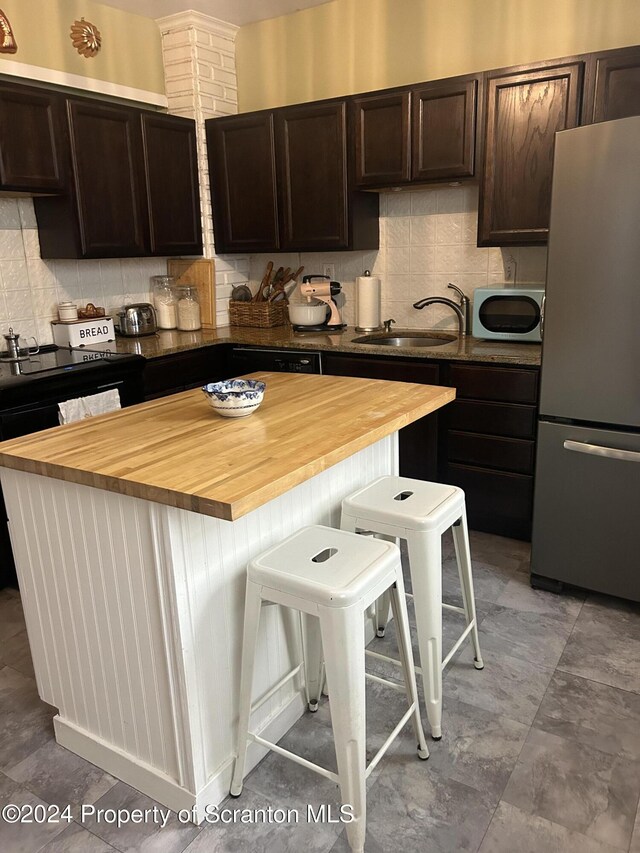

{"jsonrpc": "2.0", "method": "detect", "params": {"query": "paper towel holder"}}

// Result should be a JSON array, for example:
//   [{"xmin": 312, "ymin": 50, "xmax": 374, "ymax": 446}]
[{"xmin": 355, "ymin": 269, "xmax": 383, "ymax": 333}]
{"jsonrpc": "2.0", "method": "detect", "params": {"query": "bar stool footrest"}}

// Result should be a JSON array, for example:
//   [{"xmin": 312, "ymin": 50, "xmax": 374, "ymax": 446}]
[
  {"xmin": 365, "ymin": 702, "xmax": 426, "ymax": 778},
  {"xmin": 249, "ymin": 732, "xmax": 340, "ymax": 784}
]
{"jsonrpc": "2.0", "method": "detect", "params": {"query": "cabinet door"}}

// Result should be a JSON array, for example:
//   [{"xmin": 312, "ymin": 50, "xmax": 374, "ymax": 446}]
[
  {"xmin": 353, "ymin": 91, "xmax": 411, "ymax": 186},
  {"xmin": 478, "ymin": 61, "xmax": 583, "ymax": 246},
  {"xmin": 322, "ymin": 353, "xmax": 440, "ymax": 481},
  {"xmin": 143, "ymin": 346, "xmax": 229, "ymax": 400},
  {"xmin": 67, "ymin": 100, "xmax": 147, "ymax": 258},
  {"xmin": 583, "ymin": 46, "xmax": 640, "ymax": 123},
  {"xmin": 206, "ymin": 112, "xmax": 279, "ymax": 253},
  {"xmin": 141, "ymin": 113, "xmax": 202, "ymax": 256},
  {"xmin": 276, "ymin": 101, "xmax": 349, "ymax": 251},
  {"xmin": 412, "ymin": 77, "xmax": 478, "ymax": 181},
  {"xmin": 0, "ymin": 83, "xmax": 64, "ymax": 192}
]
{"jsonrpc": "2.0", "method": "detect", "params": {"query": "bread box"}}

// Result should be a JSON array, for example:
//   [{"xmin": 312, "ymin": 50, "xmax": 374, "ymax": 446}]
[{"xmin": 51, "ymin": 317, "xmax": 115, "ymax": 348}]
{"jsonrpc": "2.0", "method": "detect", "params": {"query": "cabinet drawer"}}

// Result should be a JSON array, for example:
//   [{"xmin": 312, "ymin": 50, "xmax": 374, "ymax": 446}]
[
  {"xmin": 449, "ymin": 400, "xmax": 537, "ymax": 438},
  {"xmin": 447, "ymin": 430, "xmax": 535, "ymax": 474},
  {"xmin": 445, "ymin": 462, "xmax": 534, "ymax": 539},
  {"xmin": 323, "ymin": 353, "xmax": 439, "ymax": 385},
  {"xmin": 449, "ymin": 364, "xmax": 539, "ymax": 403}
]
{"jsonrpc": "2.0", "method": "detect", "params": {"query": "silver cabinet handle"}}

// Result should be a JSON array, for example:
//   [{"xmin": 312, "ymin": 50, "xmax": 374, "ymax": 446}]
[{"xmin": 563, "ymin": 440, "xmax": 640, "ymax": 462}]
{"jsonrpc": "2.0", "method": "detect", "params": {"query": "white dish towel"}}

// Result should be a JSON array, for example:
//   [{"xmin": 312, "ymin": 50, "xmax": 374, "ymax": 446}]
[{"xmin": 58, "ymin": 389, "xmax": 121, "ymax": 425}]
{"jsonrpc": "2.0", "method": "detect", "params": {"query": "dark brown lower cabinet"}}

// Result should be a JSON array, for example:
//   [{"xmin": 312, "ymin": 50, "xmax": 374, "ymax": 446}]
[
  {"xmin": 323, "ymin": 352, "xmax": 539, "ymax": 540},
  {"xmin": 322, "ymin": 352, "xmax": 440, "ymax": 481},
  {"xmin": 443, "ymin": 463, "xmax": 534, "ymax": 540},
  {"xmin": 142, "ymin": 346, "xmax": 230, "ymax": 400},
  {"xmin": 439, "ymin": 362, "xmax": 540, "ymax": 540}
]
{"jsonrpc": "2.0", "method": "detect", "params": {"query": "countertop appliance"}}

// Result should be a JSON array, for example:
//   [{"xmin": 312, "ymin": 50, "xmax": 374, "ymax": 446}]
[
  {"xmin": 531, "ymin": 116, "xmax": 640, "ymax": 601},
  {"xmin": 0, "ymin": 345, "xmax": 146, "ymax": 588},
  {"xmin": 293, "ymin": 275, "xmax": 346, "ymax": 332},
  {"xmin": 116, "ymin": 303, "xmax": 158, "ymax": 337},
  {"xmin": 228, "ymin": 347, "xmax": 322, "ymax": 375},
  {"xmin": 472, "ymin": 287, "xmax": 544, "ymax": 342}
]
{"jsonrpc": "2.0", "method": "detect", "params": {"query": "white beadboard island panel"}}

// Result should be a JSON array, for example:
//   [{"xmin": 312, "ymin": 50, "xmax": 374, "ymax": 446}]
[{"xmin": 1, "ymin": 434, "xmax": 397, "ymax": 819}]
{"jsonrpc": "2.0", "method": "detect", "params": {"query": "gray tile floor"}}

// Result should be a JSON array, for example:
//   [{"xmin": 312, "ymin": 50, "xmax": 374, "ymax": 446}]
[{"xmin": 1, "ymin": 530, "xmax": 639, "ymax": 852}]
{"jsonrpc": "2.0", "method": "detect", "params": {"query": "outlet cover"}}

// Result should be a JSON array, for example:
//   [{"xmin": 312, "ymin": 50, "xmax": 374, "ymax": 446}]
[
  {"xmin": 504, "ymin": 254, "xmax": 517, "ymax": 282},
  {"xmin": 323, "ymin": 263, "xmax": 335, "ymax": 280}
]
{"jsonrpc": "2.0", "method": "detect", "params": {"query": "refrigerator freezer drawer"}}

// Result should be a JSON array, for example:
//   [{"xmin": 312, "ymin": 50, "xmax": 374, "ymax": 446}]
[{"xmin": 531, "ymin": 420, "xmax": 640, "ymax": 601}]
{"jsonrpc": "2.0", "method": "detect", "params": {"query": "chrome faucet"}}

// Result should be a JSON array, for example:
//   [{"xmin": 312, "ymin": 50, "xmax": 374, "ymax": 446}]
[
  {"xmin": 383, "ymin": 318, "xmax": 396, "ymax": 333},
  {"xmin": 412, "ymin": 283, "xmax": 470, "ymax": 336}
]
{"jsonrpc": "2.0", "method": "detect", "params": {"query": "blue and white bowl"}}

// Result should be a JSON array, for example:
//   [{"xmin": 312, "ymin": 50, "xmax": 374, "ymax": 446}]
[{"xmin": 202, "ymin": 379, "xmax": 266, "ymax": 418}]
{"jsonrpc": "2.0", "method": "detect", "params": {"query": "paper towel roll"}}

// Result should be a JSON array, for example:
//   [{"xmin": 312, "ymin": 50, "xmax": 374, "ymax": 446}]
[{"xmin": 355, "ymin": 272, "xmax": 382, "ymax": 331}]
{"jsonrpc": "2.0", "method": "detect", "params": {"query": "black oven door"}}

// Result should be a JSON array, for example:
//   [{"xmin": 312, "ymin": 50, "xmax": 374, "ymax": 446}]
[
  {"xmin": 0, "ymin": 385, "xmax": 120, "ymax": 588},
  {"xmin": 0, "ymin": 369, "xmax": 142, "ymax": 588},
  {"xmin": 0, "ymin": 379, "xmax": 127, "ymax": 439}
]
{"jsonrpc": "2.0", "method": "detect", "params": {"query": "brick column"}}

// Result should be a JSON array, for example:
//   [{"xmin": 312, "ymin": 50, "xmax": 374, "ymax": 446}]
[{"xmin": 157, "ymin": 11, "xmax": 249, "ymax": 326}]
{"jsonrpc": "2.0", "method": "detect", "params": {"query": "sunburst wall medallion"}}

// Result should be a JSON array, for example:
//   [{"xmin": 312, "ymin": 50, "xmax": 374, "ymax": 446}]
[
  {"xmin": 0, "ymin": 8, "xmax": 17, "ymax": 54},
  {"xmin": 70, "ymin": 17, "xmax": 101, "ymax": 58}
]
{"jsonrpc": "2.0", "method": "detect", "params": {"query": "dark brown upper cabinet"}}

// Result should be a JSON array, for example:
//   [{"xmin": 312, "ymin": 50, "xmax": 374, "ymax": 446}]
[
  {"xmin": 207, "ymin": 101, "xmax": 377, "ymax": 253},
  {"xmin": 67, "ymin": 100, "xmax": 147, "ymax": 258},
  {"xmin": 141, "ymin": 113, "xmax": 202, "ymax": 256},
  {"xmin": 35, "ymin": 96, "xmax": 201, "ymax": 259},
  {"xmin": 276, "ymin": 101, "xmax": 350, "ymax": 250},
  {"xmin": 583, "ymin": 45, "xmax": 640, "ymax": 123},
  {"xmin": 0, "ymin": 83, "xmax": 64, "ymax": 193},
  {"xmin": 412, "ymin": 76, "xmax": 478, "ymax": 181},
  {"xmin": 352, "ymin": 76, "xmax": 479, "ymax": 189},
  {"xmin": 279, "ymin": 100, "xmax": 379, "ymax": 251},
  {"xmin": 352, "ymin": 91, "xmax": 411, "ymax": 186},
  {"xmin": 478, "ymin": 60, "xmax": 583, "ymax": 246},
  {"xmin": 279, "ymin": 99, "xmax": 380, "ymax": 252},
  {"xmin": 206, "ymin": 112, "xmax": 279, "ymax": 254}
]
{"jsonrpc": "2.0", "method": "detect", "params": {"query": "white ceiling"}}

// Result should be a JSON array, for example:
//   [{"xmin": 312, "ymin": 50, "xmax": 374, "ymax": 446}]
[{"xmin": 98, "ymin": 0, "xmax": 334, "ymax": 26}]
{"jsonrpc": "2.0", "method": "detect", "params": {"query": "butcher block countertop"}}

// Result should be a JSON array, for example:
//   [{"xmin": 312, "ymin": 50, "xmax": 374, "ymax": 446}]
[{"xmin": 0, "ymin": 372, "xmax": 454, "ymax": 521}]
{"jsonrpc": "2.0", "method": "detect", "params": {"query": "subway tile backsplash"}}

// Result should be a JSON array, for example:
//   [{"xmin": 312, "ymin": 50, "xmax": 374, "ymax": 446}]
[
  {"xmin": 246, "ymin": 185, "xmax": 547, "ymax": 331},
  {"xmin": 0, "ymin": 199, "xmax": 167, "ymax": 346}
]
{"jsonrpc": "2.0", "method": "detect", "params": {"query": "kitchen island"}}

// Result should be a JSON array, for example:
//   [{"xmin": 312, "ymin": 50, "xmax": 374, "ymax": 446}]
[{"xmin": 0, "ymin": 372, "xmax": 454, "ymax": 819}]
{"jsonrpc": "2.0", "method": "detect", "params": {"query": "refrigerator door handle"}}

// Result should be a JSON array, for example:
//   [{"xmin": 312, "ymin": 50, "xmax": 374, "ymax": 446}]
[
  {"xmin": 563, "ymin": 439, "xmax": 640, "ymax": 462},
  {"xmin": 540, "ymin": 295, "xmax": 546, "ymax": 339}
]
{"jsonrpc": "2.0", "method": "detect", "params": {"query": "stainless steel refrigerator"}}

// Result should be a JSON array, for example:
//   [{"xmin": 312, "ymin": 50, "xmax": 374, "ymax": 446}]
[{"xmin": 531, "ymin": 115, "xmax": 640, "ymax": 602}]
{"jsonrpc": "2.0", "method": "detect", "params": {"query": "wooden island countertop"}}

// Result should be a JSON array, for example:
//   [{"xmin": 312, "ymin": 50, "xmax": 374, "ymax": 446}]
[{"xmin": 0, "ymin": 372, "xmax": 454, "ymax": 520}]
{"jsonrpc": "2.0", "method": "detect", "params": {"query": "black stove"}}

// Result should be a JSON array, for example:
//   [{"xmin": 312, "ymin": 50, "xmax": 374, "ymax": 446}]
[
  {"xmin": 0, "ymin": 344, "xmax": 147, "ymax": 588},
  {"xmin": 0, "ymin": 344, "xmax": 142, "ymax": 387}
]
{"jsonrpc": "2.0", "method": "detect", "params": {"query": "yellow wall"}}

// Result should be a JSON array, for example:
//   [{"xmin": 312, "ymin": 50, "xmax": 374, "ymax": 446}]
[
  {"xmin": 0, "ymin": 0, "xmax": 164, "ymax": 95},
  {"xmin": 236, "ymin": 0, "xmax": 640, "ymax": 111}
]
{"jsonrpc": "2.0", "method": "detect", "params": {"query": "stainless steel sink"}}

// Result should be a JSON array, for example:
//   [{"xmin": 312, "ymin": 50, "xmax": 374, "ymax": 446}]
[{"xmin": 352, "ymin": 332, "xmax": 457, "ymax": 348}]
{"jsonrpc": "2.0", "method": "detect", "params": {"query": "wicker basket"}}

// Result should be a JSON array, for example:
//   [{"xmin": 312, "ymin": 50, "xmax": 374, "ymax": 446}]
[{"xmin": 228, "ymin": 300, "xmax": 289, "ymax": 328}]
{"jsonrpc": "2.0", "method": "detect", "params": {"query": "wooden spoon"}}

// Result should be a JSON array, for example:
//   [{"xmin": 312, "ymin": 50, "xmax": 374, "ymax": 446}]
[{"xmin": 254, "ymin": 261, "xmax": 273, "ymax": 302}]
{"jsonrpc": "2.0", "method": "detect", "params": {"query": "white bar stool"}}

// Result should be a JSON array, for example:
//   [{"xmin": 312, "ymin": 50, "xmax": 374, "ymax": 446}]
[
  {"xmin": 341, "ymin": 476, "xmax": 484, "ymax": 740},
  {"xmin": 230, "ymin": 525, "xmax": 429, "ymax": 853}
]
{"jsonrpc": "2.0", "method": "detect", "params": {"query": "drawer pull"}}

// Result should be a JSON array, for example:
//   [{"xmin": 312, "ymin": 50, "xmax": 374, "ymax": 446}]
[{"xmin": 563, "ymin": 440, "xmax": 640, "ymax": 463}]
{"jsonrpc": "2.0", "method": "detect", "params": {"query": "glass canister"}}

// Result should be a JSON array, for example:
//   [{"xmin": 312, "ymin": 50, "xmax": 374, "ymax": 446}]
[
  {"xmin": 152, "ymin": 275, "xmax": 178, "ymax": 330},
  {"xmin": 176, "ymin": 285, "xmax": 202, "ymax": 331}
]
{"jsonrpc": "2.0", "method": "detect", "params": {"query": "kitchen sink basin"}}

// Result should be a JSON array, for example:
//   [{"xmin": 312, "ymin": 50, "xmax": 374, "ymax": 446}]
[{"xmin": 352, "ymin": 332, "xmax": 457, "ymax": 348}]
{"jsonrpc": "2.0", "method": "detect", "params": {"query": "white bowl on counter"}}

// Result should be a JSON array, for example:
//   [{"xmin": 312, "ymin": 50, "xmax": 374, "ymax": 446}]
[
  {"xmin": 202, "ymin": 379, "xmax": 266, "ymax": 418},
  {"xmin": 288, "ymin": 302, "xmax": 329, "ymax": 326}
]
